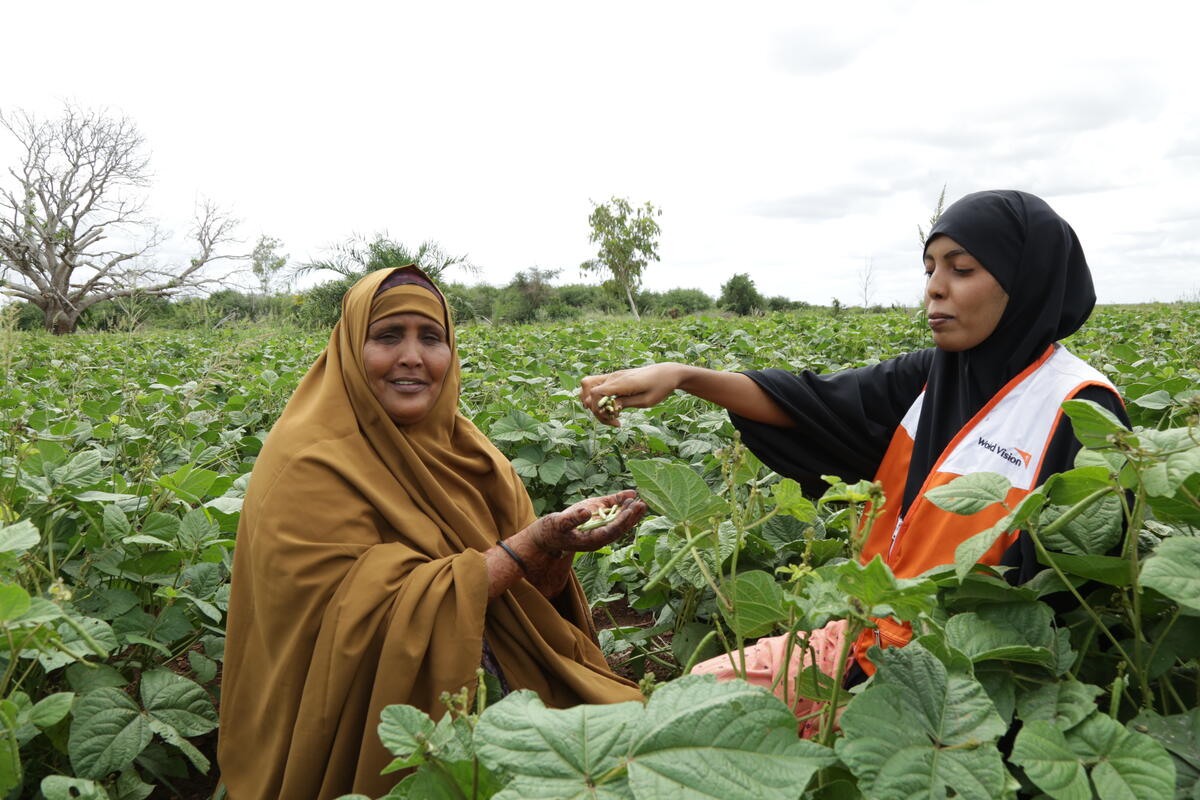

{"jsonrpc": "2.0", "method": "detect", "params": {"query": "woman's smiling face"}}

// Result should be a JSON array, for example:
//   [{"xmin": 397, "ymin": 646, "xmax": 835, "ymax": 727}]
[
  {"xmin": 923, "ymin": 235, "xmax": 1010, "ymax": 351},
  {"xmin": 362, "ymin": 312, "xmax": 452, "ymax": 425}
]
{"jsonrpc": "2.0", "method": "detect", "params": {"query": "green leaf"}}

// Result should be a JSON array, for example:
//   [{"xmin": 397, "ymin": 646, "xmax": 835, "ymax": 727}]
[
  {"xmin": 14, "ymin": 596, "xmax": 64, "ymax": 625},
  {"xmin": 538, "ymin": 456, "xmax": 567, "ymax": 486},
  {"xmin": 139, "ymin": 512, "xmax": 180, "ymax": 542},
  {"xmin": 954, "ymin": 513, "xmax": 1017, "ymax": 582},
  {"xmin": 489, "ymin": 409, "xmax": 542, "ymax": 442},
  {"xmin": 0, "ymin": 583, "xmax": 31, "ymax": 622},
  {"xmin": 0, "ymin": 703, "xmax": 18, "ymax": 796},
  {"xmin": 1062, "ymin": 399, "xmax": 1131, "ymax": 450},
  {"xmin": 115, "ymin": 767, "xmax": 155, "ymax": 800},
  {"xmin": 68, "ymin": 688, "xmax": 152, "ymax": 779},
  {"xmin": 1039, "ymin": 493, "xmax": 1123, "ymax": 556},
  {"xmin": 574, "ymin": 552, "xmax": 619, "ymax": 606},
  {"xmin": 477, "ymin": 677, "xmax": 835, "ymax": 800},
  {"xmin": 147, "ymin": 718, "xmax": 209, "ymax": 773},
  {"xmin": 630, "ymin": 460, "xmax": 729, "ymax": 525},
  {"xmin": 38, "ymin": 617, "xmax": 118, "ymax": 671},
  {"xmin": 952, "ymin": 489, "xmax": 1047, "ymax": 582},
  {"xmin": 1133, "ymin": 389, "xmax": 1174, "ymax": 410},
  {"xmin": 627, "ymin": 676, "xmax": 836, "ymax": 800},
  {"xmin": 1146, "ymin": 473, "xmax": 1200, "ymax": 527},
  {"xmin": 103, "ymin": 505, "xmax": 132, "ymax": 539},
  {"xmin": 54, "ymin": 450, "xmax": 105, "ymax": 489},
  {"xmin": 187, "ymin": 651, "xmax": 218, "ymax": 684},
  {"xmin": 944, "ymin": 602, "xmax": 1065, "ymax": 668},
  {"xmin": 1039, "ymin": 552, "xmax": 1133, "ymax": 587},
  {"xmin": 140, "ymin": 669, "xmax": 217, "ymax": 737},
  {"xmin": 672, "ymin": 521, "xmax": 737, "ymax": 590},
  {"xmin": 1016, "ymin": 680, "xmax": 1103, "ymax": 731},
  {"xmin": 158, "ymin": 465, "xmax": 219, "ymax": 502},
  {"xmin": 177, "ymin": 508, "xmax": 219, "ymax": 552},
  {"xmin": 760, "ymin": 515, "xmax": 808, "ymax": 553},
  {"xmin": 1162, "ymin": 446, "xmax": 1200, "ymax": 495},
  {"xmin": 836, "ymin": 642, "xmax": 1008, "ymax": 799},
  {"xmin": 41, "ymin": 776, "xmax": 112, "ymax": 800},
  {"xmin": 1045, "ymin": 466, "xmax": 1115, "ymax": 505},
  {"xmin": 1128, "ymin": 709, "xmax": 1200, "ymax": 800},
  {"xmin": 1066, "ymin": 712, "xmax": 1176, "ymax": 799},
  {"xmin": 30, "ymin": 692, "xmax": 75, "ymax": 728},
  {"xmin": 204, "ymin": 495, "xmax": 243, "ymax": 516},
  {"xmin": 476, "ymin": 690, "xmax": 641, "ymax": 798},
  {"xmin": 403, "ymin": 758, "xmax": 504, "ymax": 798},
  {"xmin": 1141, "ymin": 536, "xmax": 1200, "ymax": 612},
  {"xmin": 924, "ymin": 472, "xmax": 1011, "ymax": 515},
  {"xmin": 377, "ymin": 704, "xmax": 435, "ymax": 761},
  {"xmin": 1010, "ymin": 720, "xmax": 1092, "ymax": 800},
  {"xmin": 835, "ymin": 556, "xmax": 937, "ymax": 621},
  {"xmin": 0, "ymin": 519, "xmax": 39, "ymax": 554},
  {"xmin": 66, "ymin": 663, "xmax": 127, "ymax": 695},
  {"xmin": 721, "ymin": 570, "xmax": 785, "ymax": 639},
  {"xmin": 773, "ymin": 479, "xmax": 816, "ymax": 522},
  {"xmin": 974, "ymin": 663, "xmax": 1017, "ymax": 725}
]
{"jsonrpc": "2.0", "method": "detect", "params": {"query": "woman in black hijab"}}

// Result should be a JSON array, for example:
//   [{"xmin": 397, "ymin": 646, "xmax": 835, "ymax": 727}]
[{"xmin": 579, "ymin": 190, "xmax": 1126, "ymax": 705}]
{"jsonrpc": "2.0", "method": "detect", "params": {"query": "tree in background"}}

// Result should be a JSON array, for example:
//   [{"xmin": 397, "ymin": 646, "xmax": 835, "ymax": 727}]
[
  {"xmin": 0, "ymin": 105, "xmax": 241, "ymax": 334},
  {"xmin": 250, "ymin": 235, "xmax": 288, "ymax": 295},
  {"xmin": 493, "ymin": 268, "xmax": 577, "ymax": 323},
  {"xmin": 294, "ymin": 233, "xmax": 476, "ymax": 328},
  {"xmin": 580, "ymin": 197, "xmax": 661, "ymax": 320},
  {"xmin": 719, "ymin": 273, "xmax": 764, "ymax": 316},
  {"xmin": 298, "ymin": 233, "xmax": 473, "ymax": 284}
]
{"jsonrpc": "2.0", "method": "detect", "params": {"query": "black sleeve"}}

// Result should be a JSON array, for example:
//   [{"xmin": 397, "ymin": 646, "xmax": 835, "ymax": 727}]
[
  {"xmin": 1001, "ymin": 384, "xmax": 1130, "ymax": 584},
  {"xmin": 729, "ymin": 349, "xmax": 935, "ymax": 497}
]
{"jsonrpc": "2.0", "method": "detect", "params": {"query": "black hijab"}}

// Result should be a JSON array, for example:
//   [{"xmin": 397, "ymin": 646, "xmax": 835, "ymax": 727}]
[{"xmin": 902, "ymin": 190, "xmax": 1095, "ymax": 512}]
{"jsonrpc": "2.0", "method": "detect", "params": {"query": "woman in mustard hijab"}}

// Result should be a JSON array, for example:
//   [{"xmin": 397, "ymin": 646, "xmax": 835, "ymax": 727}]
[{"xmin": 218, "ymin": 266, "xmax": 646, "ymax": 799}]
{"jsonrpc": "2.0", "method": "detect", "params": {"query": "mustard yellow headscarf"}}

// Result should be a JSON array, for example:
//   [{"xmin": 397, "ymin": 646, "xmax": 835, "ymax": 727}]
[{"xmin": 218, "ymin": 267, "xmax": 640, "ymax": 800}]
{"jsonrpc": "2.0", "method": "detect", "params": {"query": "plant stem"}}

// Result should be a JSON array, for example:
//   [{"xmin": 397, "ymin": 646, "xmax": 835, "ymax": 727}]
[
  {"xmin": 681, "ymin": 630, "xmax": 717, "ymax": 675},
  {"xmin": 1144, "ymin": 610, "xmax": 1181, "ymax": 689},
  {"xmin": 1026, "ymin": 525, "xmax": 1137, "ymax": 676},
  {"xmin": 819, "ymin": 618, "xmax": 863, "ymax": 748}
]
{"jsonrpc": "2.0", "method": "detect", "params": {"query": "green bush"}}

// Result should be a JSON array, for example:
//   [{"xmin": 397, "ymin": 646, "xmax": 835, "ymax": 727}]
[
  {"xmin": 658, "ymin": 288, "xmax": 714, "ymax": 315},
  {"xmin": 765, "ymin": 295, "xmax": 810, "ymax": 312},
  {"xmin": 295, "ymin": 275, "xmax": 359, "ymax": 329},
  {"xmin": 558, "ymin": 283, "xmax": 620, "ymax": 313},
  {"xmin": 444, "ymin": 282, "xmax": 499, "ymax": 324},
  {"xmin": 719, "ymin": 273, "xmax": 764, "ymax": 316}
]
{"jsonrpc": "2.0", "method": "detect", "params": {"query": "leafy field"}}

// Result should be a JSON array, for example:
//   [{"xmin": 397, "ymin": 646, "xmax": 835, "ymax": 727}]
[{"xmin": 1, "ymin": 305, "xmax": 1198, "ymax": 799}]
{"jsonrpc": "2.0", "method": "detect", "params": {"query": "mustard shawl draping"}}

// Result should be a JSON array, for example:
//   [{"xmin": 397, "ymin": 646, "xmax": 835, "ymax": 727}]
[{"xmin": 217, "ymin": 267, "xmax": 640, "ymax": 800}]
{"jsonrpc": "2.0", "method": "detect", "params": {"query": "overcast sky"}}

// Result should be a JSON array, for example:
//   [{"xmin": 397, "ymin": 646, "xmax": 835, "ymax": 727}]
[{"xmin": 2, "ymin": 0, "xmax": 1198, "ymax": 305}]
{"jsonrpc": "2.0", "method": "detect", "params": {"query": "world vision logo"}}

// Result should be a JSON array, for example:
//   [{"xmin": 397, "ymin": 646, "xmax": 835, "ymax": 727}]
[{"xmin": 976, "ymin": 437, "xmax": 1031, "ymax": 469}]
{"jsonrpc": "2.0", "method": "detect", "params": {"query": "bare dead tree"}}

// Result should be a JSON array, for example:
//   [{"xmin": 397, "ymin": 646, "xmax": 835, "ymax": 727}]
[
  {"xmin": 0, "ymin": 105, "xmax": 241, "ymax": 333},
  {"xmin": 859, "ymin": 257, "xmax": 875, "ymax": 308}
]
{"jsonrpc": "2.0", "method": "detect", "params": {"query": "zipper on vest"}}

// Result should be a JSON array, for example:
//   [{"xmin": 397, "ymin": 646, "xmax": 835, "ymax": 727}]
[{"xmin": 887, "ymin": 516, "xmax": 903, "ymax": 560}]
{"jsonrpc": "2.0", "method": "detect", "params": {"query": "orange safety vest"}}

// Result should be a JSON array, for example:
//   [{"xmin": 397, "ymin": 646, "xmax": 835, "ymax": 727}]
[{"xmin": 852, "ymin": 344, "xmax": 1118, "ymax": 673}]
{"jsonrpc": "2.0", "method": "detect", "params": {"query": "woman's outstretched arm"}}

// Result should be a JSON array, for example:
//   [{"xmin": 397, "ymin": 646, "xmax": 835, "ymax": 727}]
[{"xmin": 579, "ymin": 363, "xmax": 792, "ymax": 427}]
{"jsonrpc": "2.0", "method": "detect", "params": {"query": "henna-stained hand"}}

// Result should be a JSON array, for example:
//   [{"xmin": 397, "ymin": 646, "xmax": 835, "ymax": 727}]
[
  {"xmin": 488, "ymin": 490, "xmax": 648, "ymax": 601},
  {"xmin": 527, "ymin": 490, "xmax": 648, "ymax": 554}
]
